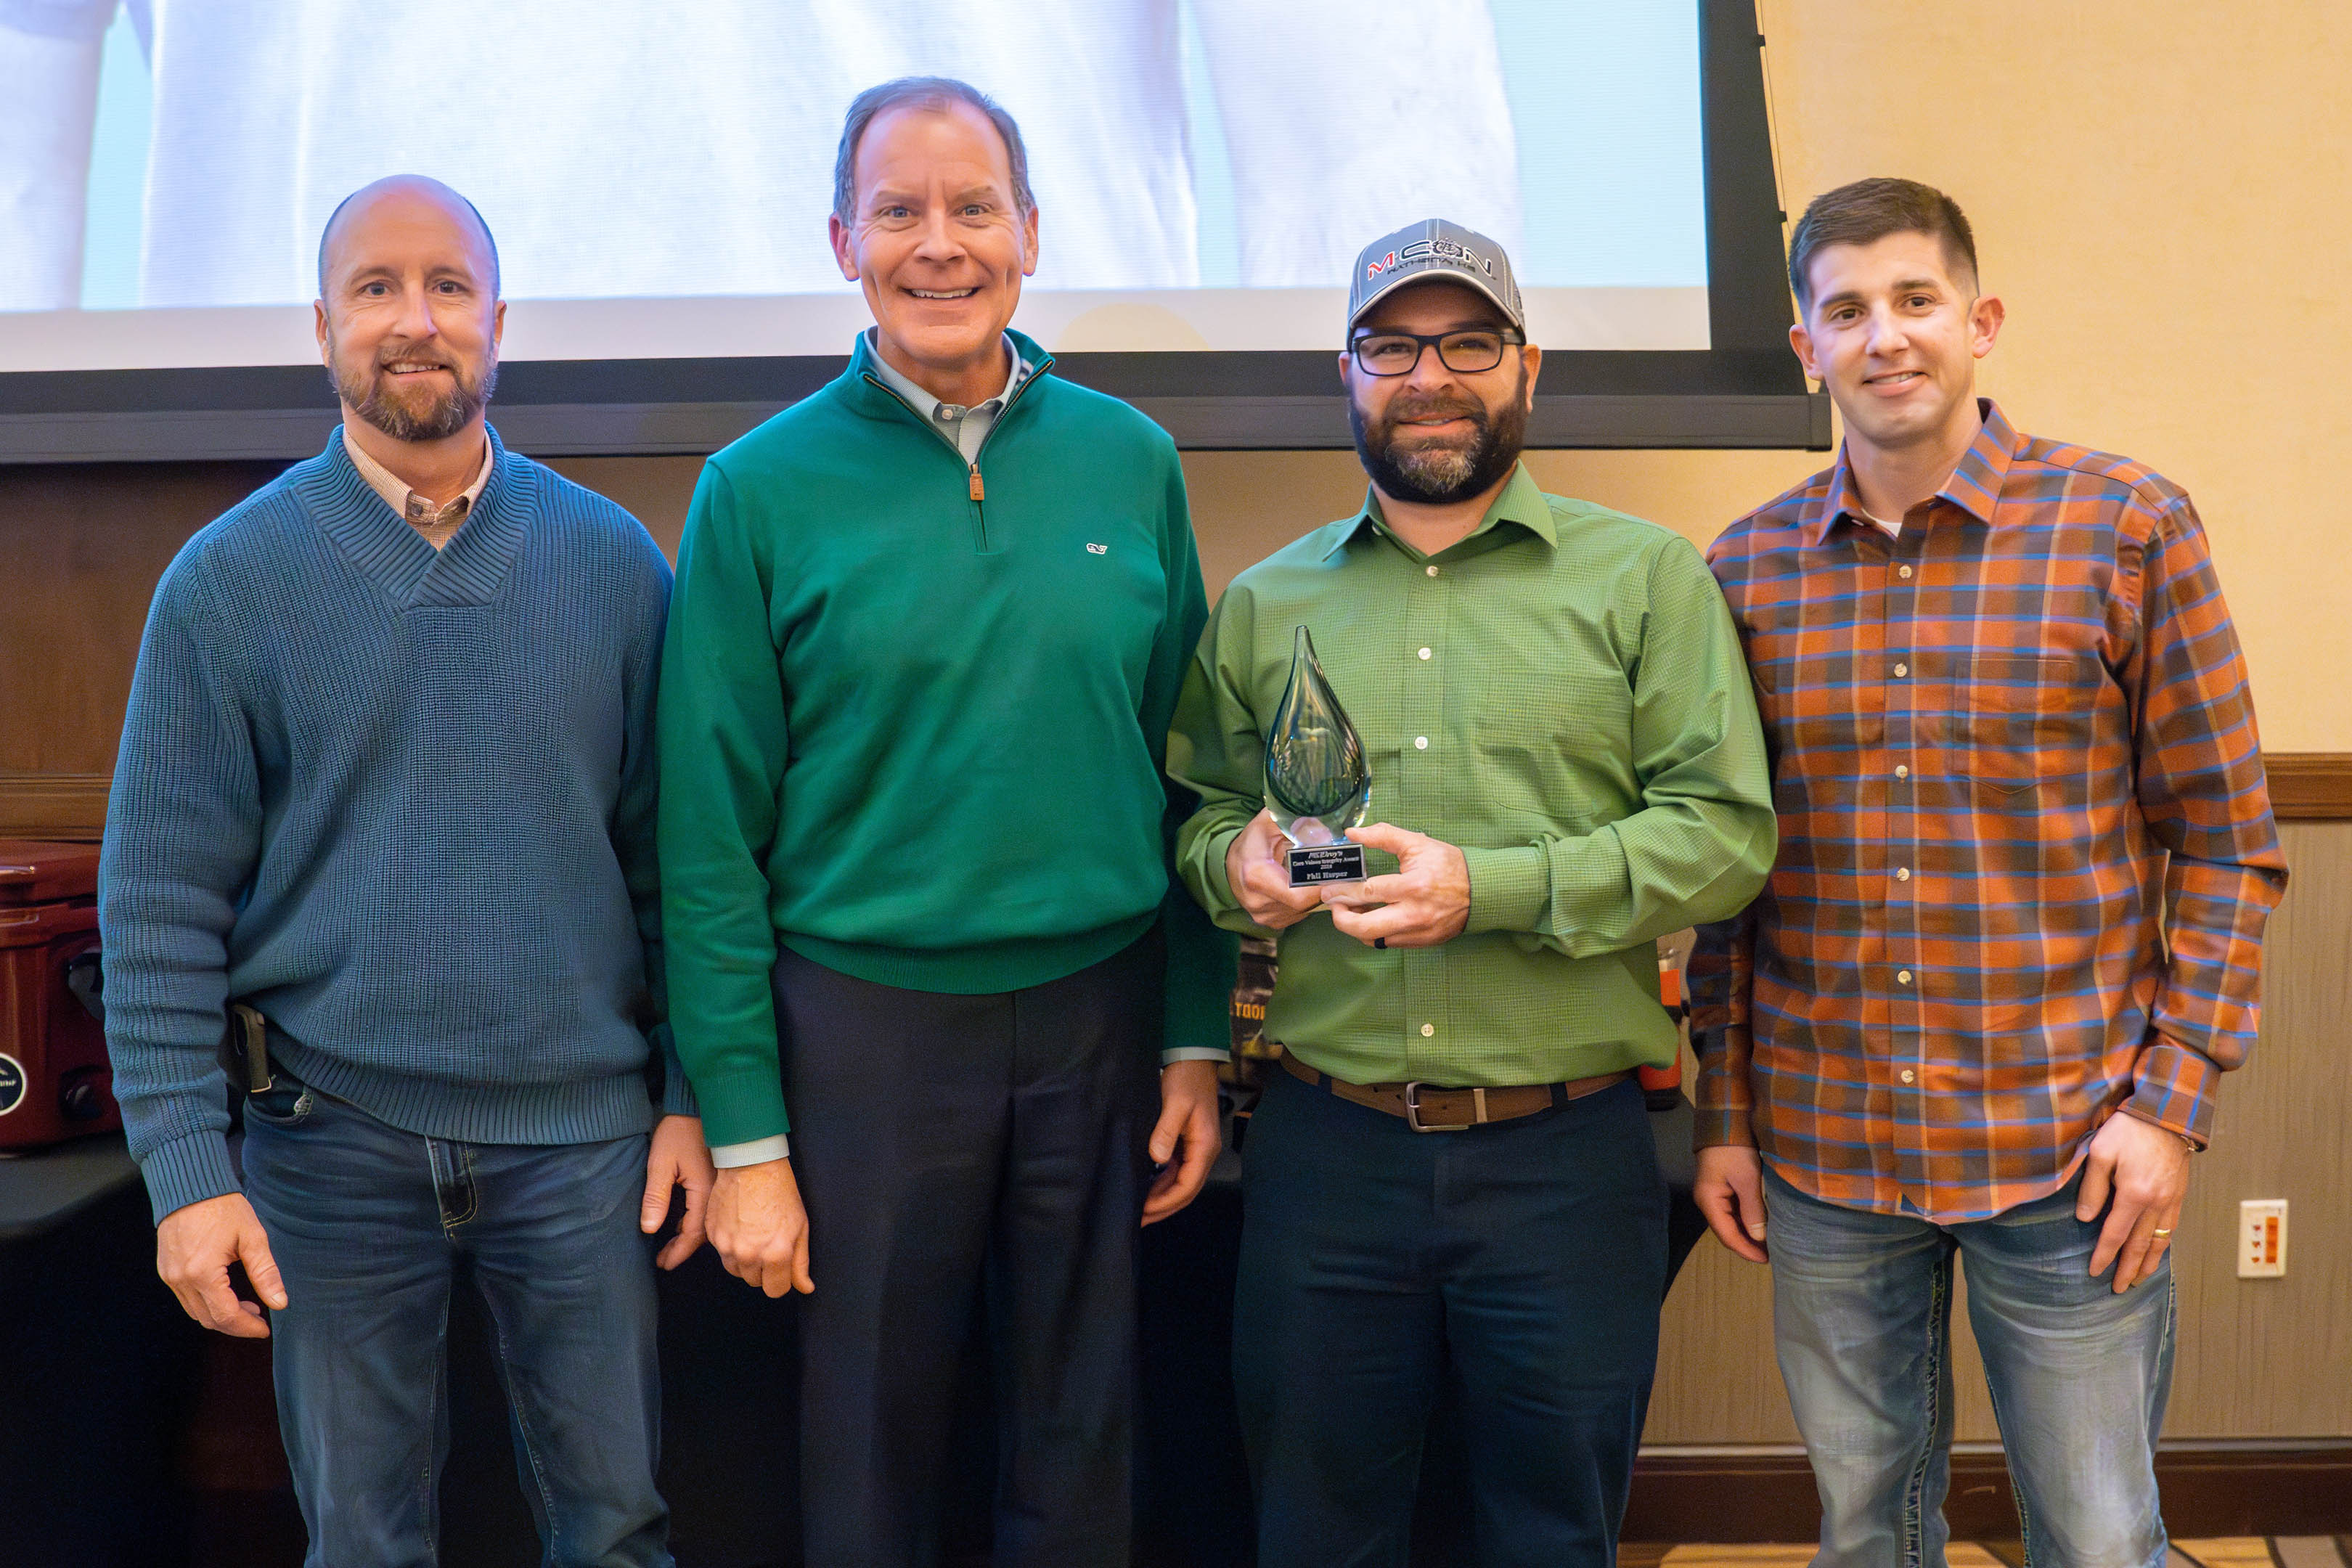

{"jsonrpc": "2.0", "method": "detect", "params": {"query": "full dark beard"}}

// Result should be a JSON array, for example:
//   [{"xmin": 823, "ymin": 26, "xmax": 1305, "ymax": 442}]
[
  {"xmin": 329, "ymin": 343, "xmax": 498, "ymax": 444},
  {"xmin": 1349, "ymin": 370, "xmax": 1528, "ymax": 505}
]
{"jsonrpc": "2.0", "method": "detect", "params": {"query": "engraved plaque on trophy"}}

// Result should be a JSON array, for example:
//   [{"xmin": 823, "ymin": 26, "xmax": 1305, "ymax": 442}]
[{"xmin": 1264, "ymin": 625, "xmax": 1372, "ymax": 886}]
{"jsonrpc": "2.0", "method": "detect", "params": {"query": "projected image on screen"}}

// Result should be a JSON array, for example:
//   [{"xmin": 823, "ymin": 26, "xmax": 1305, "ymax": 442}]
[{"xmin": 0, "ymin": 1, "xmax": 1707, "ymax": 367}]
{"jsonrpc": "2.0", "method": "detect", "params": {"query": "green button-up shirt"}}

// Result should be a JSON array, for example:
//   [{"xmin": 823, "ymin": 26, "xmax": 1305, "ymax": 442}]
[{"xmin": 1169, "ymin": 464, "xmax": 1776, "ymax": 1087}]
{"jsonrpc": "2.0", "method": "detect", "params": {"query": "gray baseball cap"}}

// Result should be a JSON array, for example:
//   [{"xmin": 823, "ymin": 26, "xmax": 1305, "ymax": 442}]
[{"xmin": 1347, "ymin": 219, "xmax": 1524, "ymax": 335}]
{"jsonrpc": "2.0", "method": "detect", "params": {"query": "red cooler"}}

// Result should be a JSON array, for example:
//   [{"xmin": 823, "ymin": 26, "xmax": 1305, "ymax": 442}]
[{"xmin": 0, "ymin": 840, "xmax": 119, "ymax": 1151}]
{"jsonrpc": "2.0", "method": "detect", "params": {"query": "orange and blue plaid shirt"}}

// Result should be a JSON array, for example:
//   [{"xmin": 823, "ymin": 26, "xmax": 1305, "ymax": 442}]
[{"xmin": 1688, "ymin": 401, "xmax": 2287, "ymax": 1221}]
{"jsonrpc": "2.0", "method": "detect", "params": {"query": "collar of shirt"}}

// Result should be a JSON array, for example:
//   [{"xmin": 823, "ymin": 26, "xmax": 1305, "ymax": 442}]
[
  {"xmin": 1325, "ymin": 461, "xmax": 1559, "ymax": 563},
  {"xmin": 342, "ymin": 425, "xmax": 494, "ymax": 546},
  {"xmin": 1810, "ymin": 397, "xmax": 2021, "ymax": 547},
  {"xmin": 863, "ymin": 330, "xmax": 1029, "ymax": 462}
]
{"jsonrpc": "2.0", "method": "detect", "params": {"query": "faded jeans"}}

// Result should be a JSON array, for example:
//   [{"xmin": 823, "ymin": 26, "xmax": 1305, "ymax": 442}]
[
  {"xmin": 1763, "ymin": 1165, "xmax": 2173, "ymax": 1568},
  {"xmin": 242, "ymin": 1080, "xmax": 671, "ymax": 1568}
]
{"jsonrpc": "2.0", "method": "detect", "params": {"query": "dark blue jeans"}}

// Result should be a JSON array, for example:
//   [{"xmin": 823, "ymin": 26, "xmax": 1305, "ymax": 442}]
[
  {"xmin": 241, "ymin": 1082, "xmax": 669, "ymax": 1568},
  {"xmin": 1235, "ymin": 1069, "xmax": 1667, "ymax": 1568},
  {"xmin": 1764, "ymin": 1166, "xmax": 2175, "ymax": 1568}
]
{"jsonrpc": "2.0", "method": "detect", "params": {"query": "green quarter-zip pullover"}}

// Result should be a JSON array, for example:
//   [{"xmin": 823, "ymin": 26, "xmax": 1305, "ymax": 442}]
[{"xmin": 658, "ymin": 330, "xmax": 1232, "ymax": 1148}]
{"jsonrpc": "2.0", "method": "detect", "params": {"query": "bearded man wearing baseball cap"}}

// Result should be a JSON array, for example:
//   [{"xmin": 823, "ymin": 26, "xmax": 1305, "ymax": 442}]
[{"xmin": 1169, "ymin": 221, "xmax": 1776, "ymax": 1565}]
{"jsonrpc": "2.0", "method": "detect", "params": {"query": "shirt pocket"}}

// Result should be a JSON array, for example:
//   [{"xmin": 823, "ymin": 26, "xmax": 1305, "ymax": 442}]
[{"xmin": 1943, "ymin": 653, "xmax": 2099, "ymax": 793}]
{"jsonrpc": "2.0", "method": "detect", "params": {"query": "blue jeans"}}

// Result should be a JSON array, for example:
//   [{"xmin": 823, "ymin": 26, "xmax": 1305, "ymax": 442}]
[
  {"xmin": 1236, "ymin": 1070, "xmax": 1666, "ymax": 1568},
  {"xmin": 1763, "ymin": 1166, "xmax": 2174, "ymax": 1568},
  {"xmin": 241, "ymin": 1082, "xmax": 670, "ymax": 1568}
]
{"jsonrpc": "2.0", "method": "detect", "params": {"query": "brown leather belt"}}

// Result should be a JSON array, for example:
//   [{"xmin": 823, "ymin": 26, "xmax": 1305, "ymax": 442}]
[{"xmin": 1279, "ymin": 1051, "xmax": 1633, "ymax": 1132}]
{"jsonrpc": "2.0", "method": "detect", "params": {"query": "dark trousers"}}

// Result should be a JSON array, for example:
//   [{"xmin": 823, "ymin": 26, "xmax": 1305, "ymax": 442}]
[
  {"xmin": 774, "ymin": 932, "xmax": 1161, "ymax": 1568},
  {"xmin": 1236, "ymin": 1068, "xmax": 1667, "ymax": 1568}
]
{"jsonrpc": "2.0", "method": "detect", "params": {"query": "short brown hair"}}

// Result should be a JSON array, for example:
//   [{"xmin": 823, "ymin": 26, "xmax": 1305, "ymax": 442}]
[
  {"xmin": 1787, "ymin": 177, "xmax": 1977, "ymax": 311},
  {"xmin": 833, "ymin": 78, "xmax": 1034, "ymax": 225}
]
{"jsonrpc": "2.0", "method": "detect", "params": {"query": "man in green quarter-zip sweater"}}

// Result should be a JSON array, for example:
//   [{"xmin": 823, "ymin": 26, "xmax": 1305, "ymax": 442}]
[{"xmin": 655, "ymin": 77, "xmax": 1233, "ymax": 1567}]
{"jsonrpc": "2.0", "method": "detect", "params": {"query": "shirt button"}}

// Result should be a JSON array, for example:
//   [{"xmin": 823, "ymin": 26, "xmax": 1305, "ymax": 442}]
[
  {"xmin": 1900, "ymin": 1069, "xmax": 1916, "ymax": 1084},
  {"xmin": 1898, "ymin": 565, "xmax": 1914, "ymax": 579},
  {"xmin": 1414, "ymin": 736, "xmax": 1429, "ymax": 750},
  {"xmin": 1892, "ymin": 662, "xmax": 1908, "ymax": 678},
  {"xmin": 1898, "ymin": 969, "xmax": 1913, "ymax": 985},
  {"xmin": 1418, "ymin": 647, "xmax": 1432, "ymax": 661},
  {"xmin": 1426, "ymin": 565, "xmax": 1440, "ymax": 577},
  {"xmin": 1895, "ymin": 764, "xmax": 1910, "ymax": 779},
  {"xmin": 1895, "ymin": 867, "xmax": 1911, "ymax": 882},
  {"xmin": 1420, "ymin": 1023, "xmax": 1435, "ymax": 1037}
]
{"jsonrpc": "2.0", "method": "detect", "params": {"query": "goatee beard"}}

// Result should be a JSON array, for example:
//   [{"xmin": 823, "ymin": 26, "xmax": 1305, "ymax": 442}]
[
  {"xmin": 329, "ymin": 345, "xmax": 497, "ymax": 444},
  {"xmin": 1350, "ymin": 372, "xmax": 1527, "ymax": 506}
]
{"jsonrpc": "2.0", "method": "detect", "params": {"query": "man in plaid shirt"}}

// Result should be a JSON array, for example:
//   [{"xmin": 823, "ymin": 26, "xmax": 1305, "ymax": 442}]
[{"xmin": 1689, "ymin": 179, "xmax": 2287, "ymax": 1568}]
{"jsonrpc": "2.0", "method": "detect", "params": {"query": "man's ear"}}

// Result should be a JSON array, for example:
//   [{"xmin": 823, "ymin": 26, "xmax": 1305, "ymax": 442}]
[
  {"xmin": 1020, "ymin": 203, "xmax": 1040, "ymax": 279},
  {"xmin": 314, "ymin": 300, "xmax": 331, "ymax": 367},
  {"xmin": 1969, "ymin": 294, "xmax": 2005, "ymax": 360},
  {"xmin": 828, "ymin": 213, "xmax": 861, "ymax": 282},
  {"xmin": 1519, "ymin": 343, "xmax": 1543, "ymax": 406},
  {"xmin": 1789, "ymin": 319, "xmax": 1822, "ymax": 383},
  {"xmin": 490, "ymin": 298, "xmax": 506, "ymax": 351}
]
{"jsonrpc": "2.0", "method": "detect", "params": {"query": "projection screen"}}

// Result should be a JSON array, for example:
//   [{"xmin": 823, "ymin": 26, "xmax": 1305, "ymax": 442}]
[{"xmin": 0, "ymin": 0, "xmax": 1824, "ymax": 457}]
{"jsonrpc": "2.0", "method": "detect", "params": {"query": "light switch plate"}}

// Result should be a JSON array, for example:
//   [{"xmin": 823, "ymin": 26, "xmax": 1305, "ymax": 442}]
[{"xmin": 2237, "ymin": 1199, "xmax": 2287, "ymax": 1278}]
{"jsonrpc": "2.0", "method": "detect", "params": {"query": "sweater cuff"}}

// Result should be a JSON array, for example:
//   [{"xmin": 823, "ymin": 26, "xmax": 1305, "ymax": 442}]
[
  {"xmin": 690, "ymin": 1063, "xmax": 791, "ymax": 1149},
  {"xmin": 1460, "ymin": 845, "xmax": 1545, "ymax": 935},
  {"xmin": 709, "ymin": 1135, "xmax": 791, "ymax": 1168},
  {"xmin": 140, "ymin": 1129, "xmax": 242, "ymax": 1225},
  {"xmin": 649, "ymin": 1023, "xmax": 701, "ymax": 1119}
]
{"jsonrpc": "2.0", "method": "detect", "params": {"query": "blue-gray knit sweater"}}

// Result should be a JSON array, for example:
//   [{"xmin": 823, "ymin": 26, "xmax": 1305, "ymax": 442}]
[{"xmin": 100, "ymin": 427, "xmax": 693, "ymax": 1223}]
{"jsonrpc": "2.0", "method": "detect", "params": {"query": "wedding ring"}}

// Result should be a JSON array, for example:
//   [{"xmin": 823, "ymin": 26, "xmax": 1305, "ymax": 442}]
[{"xmin": 2152, "ymin": 1228, "xmax": 2173, "ymax": 1238}]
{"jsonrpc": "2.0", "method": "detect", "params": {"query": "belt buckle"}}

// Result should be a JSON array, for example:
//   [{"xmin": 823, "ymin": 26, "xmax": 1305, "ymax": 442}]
[{"xmin": 1402, "ymin": 1082, "xmax": 1479, "ymax": 1133}]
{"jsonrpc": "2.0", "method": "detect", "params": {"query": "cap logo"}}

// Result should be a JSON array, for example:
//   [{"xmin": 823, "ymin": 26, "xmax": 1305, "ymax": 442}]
[
  {"xmin": 1397, "ymin": 237, "xmax": 1495, "ymax": 278},
  {"xmin": 1364, "ymin": 250, "xmax": 1397, "ymax": 279}
]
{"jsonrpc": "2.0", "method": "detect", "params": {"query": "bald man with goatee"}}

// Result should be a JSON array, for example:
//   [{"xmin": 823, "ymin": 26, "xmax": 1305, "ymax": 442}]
[{"xmin": 100, "ymin": 176, "xmax": 708, "ymax": 1567}]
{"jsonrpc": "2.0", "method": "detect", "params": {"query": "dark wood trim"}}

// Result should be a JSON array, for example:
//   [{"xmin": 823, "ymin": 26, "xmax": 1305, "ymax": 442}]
[
  {"xmin": 0, "ymin": 774, "xmax": 109, "ymax": 842},
  {"xmin": 2267, "ymin": 754, "xmax": 2352, "ymax": 820},
  {"xmin": 1623, "ymin": 1444, "xmax": 2352, "ymax": 1543}
]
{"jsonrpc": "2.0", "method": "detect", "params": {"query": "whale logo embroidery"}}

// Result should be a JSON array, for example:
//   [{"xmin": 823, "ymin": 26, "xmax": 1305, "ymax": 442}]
[{"xmin": 1086, "ymin": 543, "xmax": 1108, "ymax": 555}]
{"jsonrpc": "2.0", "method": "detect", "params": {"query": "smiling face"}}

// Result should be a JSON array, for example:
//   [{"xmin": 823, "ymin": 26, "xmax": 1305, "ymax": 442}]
[
  {"xmin": 830, "ymin": 100, "xmax": 1038, "ymax": 390},
  {"xmin": 1792, "ymin": 229, "xmax": 2003, "ymax": 460},
  {"xmin": 314, "ymin": 179, "xmax": 503, "ymax": 444},
  {"xmin": 1342, "ymin": 279, "xmax": 1540, "ymax": 507}
]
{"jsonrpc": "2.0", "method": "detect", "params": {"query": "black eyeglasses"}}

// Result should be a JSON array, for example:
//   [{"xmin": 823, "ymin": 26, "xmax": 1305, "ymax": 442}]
[{"xmin": 1349, "ymin": 328, "xmax": 1525, "ymax": 377}]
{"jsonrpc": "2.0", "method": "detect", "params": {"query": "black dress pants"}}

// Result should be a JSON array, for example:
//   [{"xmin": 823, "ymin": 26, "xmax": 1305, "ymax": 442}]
[
  {"xmin": 1236, "ymin": 1068, "xmax": 1667, "ymax": 1568},
  {"xmin": 773, "ymin": 930, "xmax": 1161, "ymax": 1568}
]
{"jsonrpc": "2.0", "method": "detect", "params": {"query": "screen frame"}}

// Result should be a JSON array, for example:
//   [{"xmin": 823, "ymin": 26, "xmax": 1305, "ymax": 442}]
[{"xmin": 0, "ymin": 1, "xmax": 1826, "ymax": 463}]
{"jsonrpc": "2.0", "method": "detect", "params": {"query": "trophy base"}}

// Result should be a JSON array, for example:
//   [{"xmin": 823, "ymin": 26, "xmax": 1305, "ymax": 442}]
[{"xmin": 1286, "ymin": 842, "xmax": 1367, "ymax": 886}]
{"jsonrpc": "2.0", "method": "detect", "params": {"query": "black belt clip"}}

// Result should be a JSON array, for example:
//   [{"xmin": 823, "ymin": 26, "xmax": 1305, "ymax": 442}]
[{"xmin": 230, "ymin": 1002, "xmax": 274, "ymax": 1095}]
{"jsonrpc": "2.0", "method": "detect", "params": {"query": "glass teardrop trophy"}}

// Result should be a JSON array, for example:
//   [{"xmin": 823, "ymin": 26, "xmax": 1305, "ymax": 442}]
[{"xmin": 1264, "ymin": 625, "xmax": 1372, "ymax": 886}]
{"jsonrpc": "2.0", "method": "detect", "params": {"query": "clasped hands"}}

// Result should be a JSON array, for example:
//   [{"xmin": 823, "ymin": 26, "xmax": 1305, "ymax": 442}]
[{"xmin": 1225, "ymin": 809, "xmax": 1469, "ymax": 948}]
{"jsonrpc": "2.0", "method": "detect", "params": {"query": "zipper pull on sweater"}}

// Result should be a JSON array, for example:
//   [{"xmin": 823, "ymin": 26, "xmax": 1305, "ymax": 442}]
[{"xmin": 968, "ymin": 465, "xmax": 985, "ymax": 502}]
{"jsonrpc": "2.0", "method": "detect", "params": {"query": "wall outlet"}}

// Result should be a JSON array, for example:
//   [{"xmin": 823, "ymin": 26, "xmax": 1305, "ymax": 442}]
[{"xmin": 2237, "ymin": 1199, "xmax": 2287, "ymax": 1278}]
